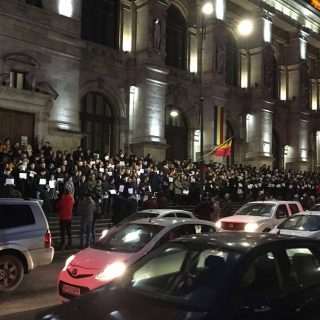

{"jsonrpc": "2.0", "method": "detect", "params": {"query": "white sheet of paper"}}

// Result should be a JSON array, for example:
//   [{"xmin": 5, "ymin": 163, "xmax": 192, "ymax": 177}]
[
  {"xmin": 128, "ymin": 188, "xmax": 134, "ymax": 194},
  {"xmin": 183, "ymin": 189, "xmax": 189, "ymax": 195},
  {"xmin": 104, "ymin": 155, "xmax": 109, "ymax": 161},
  {"xmin": 119, "ymin": 161, "xmax": 125, "ymax": 166},
  {"xmin": 49, "ymin": 180, "xmax": 55, "ymax": 188},
  {"xmin": 139, "ymin": 169, "xmax": 144, "ymax": 174},
  {"xmin": 39, "ymin": 179, "xmax": 46, "ymax": 185},
  {"xmin": 57, "ymin": 178, "xmax": 64, "ymax": 183},
  {"xmin": 19, "ymin": 173, "xmax": 27, "ymax": 179},
  {"xmin": 109, "ymin": 189, "xmax": 116, "ymax": 195},
  {"xmin": 5, "ymin": 178, "xmax": 14, "ymax": 185},
  {"xmin": 119, "ymin": 185, "xmax": 124, "ymax": 192},
  {"xmin": 29, "ymin": 172, "xmax": 35, "ymax": 178},
  {"xmin": 99, "ymin": 168, "xmax": 104, "ymax": 172},
  {"xmin": 169, "ymin": 177, "xmax": 173, "ymax": 182},
  {"xmin": 107, "ymin": 171, "xmax": 113, "ymax": 176}
]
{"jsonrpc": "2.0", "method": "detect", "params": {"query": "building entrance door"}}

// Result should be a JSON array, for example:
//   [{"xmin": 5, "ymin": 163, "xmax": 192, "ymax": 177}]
[{"xmin": 0, "ymin": 108, "xmax": 34, "ymax": 146}]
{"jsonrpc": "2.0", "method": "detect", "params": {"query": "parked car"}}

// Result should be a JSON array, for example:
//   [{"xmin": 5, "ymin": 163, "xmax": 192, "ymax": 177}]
[
  {"xmin": 216, "ymin": 201, "xmax": 303, "ymax": 232},
  {"xmin": 0, "ymin": 198, "xmax": 54, "ymax": 292},
  {"xmin": 270, "ymin": 211, "xmax": 320, "ymax": 239},
  {"xmin": 39, "ymin": 232, "xmax": 320, "ymax": 320},
  {"xmin": 116, "ymin": 209, "xmax": 195, "ymax": 225},
  {"xmin": 58, "ymin": 218, "xmax": 217, "ymax": 301},
  {"xmin": 311, "ymin": 203, "xmax": 320, "ymax": 211}
]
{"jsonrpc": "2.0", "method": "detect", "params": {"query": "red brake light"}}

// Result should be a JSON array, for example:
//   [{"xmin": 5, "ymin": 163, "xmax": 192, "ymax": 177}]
[{"xmin": 45, "ymin": 230, "xmax": 52, "ymax": 248}]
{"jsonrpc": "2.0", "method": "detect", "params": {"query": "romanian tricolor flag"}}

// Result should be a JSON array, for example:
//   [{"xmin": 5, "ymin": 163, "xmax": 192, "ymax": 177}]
[
  {"xmin": 214, "ymin": 138, "xmax": 232, "ymax": 157},
  {"xmin": 213, "ymin": 105, "xmax": 224, "ymax": 145}
]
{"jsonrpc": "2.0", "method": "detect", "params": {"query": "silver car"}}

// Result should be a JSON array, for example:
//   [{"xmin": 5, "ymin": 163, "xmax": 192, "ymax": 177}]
[{"xmin": 0, "ymin": 198, "xmax": 54, "ymax": 292}]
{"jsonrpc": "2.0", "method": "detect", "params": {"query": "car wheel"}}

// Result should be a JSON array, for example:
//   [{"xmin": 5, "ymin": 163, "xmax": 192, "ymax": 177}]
[
  {"xmin": 0, "ymin": 255, "xmax": 24, "ymax": 292},
  {"xmin": 262, "ymin": 228, "xmax": 271, "ymax": 232}
]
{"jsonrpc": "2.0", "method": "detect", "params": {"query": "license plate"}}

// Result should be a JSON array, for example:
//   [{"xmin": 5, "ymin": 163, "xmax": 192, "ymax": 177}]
[{"xmin": 62, "ymin": 283, "xmax": 81, "ymax": 296}]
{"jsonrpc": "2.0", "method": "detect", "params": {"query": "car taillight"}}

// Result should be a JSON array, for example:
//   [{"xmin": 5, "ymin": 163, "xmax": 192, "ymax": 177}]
[{"xmin": 45, "ymin": 230, "xmax": 52, "ymax": 248}]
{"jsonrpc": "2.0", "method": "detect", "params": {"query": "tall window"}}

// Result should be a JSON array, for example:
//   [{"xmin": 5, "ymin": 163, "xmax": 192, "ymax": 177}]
[
  {"xmin": 166, "ymin": 5, "xmax": 186, "ymax": 70},
  {"xmin": 81, "ymin": 0, "xmax": 119, "ymax": 48},
  {"xmin": 25, "ymin": 0, "xmax": 42, "ymax": 7},
  {"xmin": 226, "ymin": 34, "xmax": 238, "ymax": 86},
  {"xmin": 80, "ymin": 93, "xmax": 114, "ymax": 154},
  {"xmin": 10, "ymin": 71, "xmax": 26, "ymax": 89}
]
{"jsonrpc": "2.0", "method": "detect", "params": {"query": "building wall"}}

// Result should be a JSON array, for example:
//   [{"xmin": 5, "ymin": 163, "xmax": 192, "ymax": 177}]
[{"xmin": 1, "ymin": 0, "xmax": 320, "ymax": 170}]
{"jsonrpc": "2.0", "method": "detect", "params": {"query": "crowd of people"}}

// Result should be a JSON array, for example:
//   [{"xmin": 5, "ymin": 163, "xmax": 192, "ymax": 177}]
[{"xmin": 1, "ymin": 138, "xmax": 320, "ymax": 249}]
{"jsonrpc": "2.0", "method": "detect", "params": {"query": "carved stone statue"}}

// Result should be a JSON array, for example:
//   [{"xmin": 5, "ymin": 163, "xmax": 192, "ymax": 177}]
[
  {"xmin": 0, "ymin": 73, "xmax": 10, "ymax": 87},
  {"xmin": 153, "ymin": 18, "xmax": 161, "ymax": 50},
  {"xmin": 215, "ymin": 39, "xmax": 225, "ymax": 73},
  {"xmin": 35, "ymin": 81, "xmax": 58, "ymax": 99}
]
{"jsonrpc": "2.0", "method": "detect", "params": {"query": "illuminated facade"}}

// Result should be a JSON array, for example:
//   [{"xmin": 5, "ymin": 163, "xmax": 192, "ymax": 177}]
[{"xmin": 1, "ymin": 0, "xmax": 320, "ymax": 171}]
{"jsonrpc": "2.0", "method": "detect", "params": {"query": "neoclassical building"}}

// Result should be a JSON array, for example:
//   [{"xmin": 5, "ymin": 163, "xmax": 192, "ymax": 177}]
[{"xmin": 0, "ymin": 0, "xmax": 320, "ymax": 171}]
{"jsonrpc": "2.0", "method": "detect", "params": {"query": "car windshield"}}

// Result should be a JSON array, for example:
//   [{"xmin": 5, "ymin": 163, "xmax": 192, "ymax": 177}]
[
  {"xmin": 123, "ymin": 242, "xmax": 242, "ymax": 310},
  {"xmin": 278, "ymin": 215, "xmax": 320, "ymax": 231},
  {"xmin": 235, "ymin": 204, "xmax": 275, "ymax": 217},
  {"xmin": 91, "ymin": 223, "xmax": 164, "ymax": 253}
]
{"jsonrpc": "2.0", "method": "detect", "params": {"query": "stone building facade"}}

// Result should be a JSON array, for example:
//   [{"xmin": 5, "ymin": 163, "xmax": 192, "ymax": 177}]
[{"xmin": 0, "ymin": 0, "xmax": 320, "ymax": 171}]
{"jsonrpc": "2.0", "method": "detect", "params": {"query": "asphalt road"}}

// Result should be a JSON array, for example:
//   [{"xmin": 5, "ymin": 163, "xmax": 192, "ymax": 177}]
[{"xmin": 0, "ymin": 250, "xmax": 76, "ymax": 320}]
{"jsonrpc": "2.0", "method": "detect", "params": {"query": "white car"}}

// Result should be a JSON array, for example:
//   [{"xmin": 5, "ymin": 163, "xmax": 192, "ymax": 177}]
[
  {"xmin": 58, "ymin": 218, "xmax": 217, "ymax": 301},
  {"xmin": 216, "ymin": 201, "xmax": 303, "ymax": 233},
  {"xmin": 270, "ymin": 211, "xmax": 320, "ymax": 239},
  {"xmin": 0, "ymin": 198, "xmax": 54, "ymax": 292}
]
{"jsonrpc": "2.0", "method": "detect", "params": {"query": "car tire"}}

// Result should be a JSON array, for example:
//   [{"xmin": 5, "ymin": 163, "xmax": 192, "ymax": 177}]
[
  {"xmin": 262, "ymin": 228, "xmax": 271, "ymax": 232},
  {"xmin": 0, "ymin": 255, "xmax": 24, "ymax": 292}
]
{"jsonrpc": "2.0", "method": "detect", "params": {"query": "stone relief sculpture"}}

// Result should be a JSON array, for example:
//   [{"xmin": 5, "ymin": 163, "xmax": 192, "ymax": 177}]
[
  {"xmin": 153, "ymin": 18, "xmax": 161, "ymax": 51},
  {"xmin": 300, "ymin": 61, "xmax": 309, "ymax": 100},
  {"xmin": 34, "ymin": 81, "xmax": 58, "ymax": 99},
  {"xmin": 215, "ymin": 38, "xmax": 225, "ymax": 73},
  {"xmin": 0, "ymin": 73, "xmax": 10, "ymax": 87},
  {"xmin": 263, "ymin": 60, "xmax": 273, "ymax": 87}
]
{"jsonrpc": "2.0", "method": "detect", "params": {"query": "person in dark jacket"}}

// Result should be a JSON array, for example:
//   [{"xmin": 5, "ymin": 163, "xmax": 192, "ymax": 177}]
[
  {"xmin": 220, "ymin": 193, "xmax": 233, "ymax": 217},
  {"xmin": 78, "ymin": 193, "xmax": 96, "ymax": 248},
  {"xmin": 194, "ymin": 196, "xmax": 212, "ymax": 221}
]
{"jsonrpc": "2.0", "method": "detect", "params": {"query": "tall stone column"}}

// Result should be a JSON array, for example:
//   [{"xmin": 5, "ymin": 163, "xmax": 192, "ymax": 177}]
[
  {"xmin": 284, "ymin": 30, "xmax": 310, "ymax": 170},
  {"xmin": 129, "ymin": 0, "xmax": 169, "ymax": 160}
]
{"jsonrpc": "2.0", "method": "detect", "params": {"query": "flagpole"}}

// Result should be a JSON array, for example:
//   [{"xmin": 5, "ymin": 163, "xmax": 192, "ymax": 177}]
[{"xmin": 203, "ymin": 137, "xmax": 233, "ymax": 159}]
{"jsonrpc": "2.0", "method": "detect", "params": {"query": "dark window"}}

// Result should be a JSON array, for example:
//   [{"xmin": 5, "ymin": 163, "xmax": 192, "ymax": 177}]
[
  {"xmin": 176, "ymin": 212, "xmax": 192, "ymax": 218},
  {"xmin": 25, "ymin": 0, "xmax": 42, "ymax": 8},
  {"xmin": 232, "ymin": 252, "xmax": 283, "ymax": 313},
  {"xmin": 275, "ymin": 204, "xmax": 289, "ymax": 219},
  {"xmin": 226, "ymin": 34, "xmax": 238, "ymax": 86},
  {"xmin": 289, "ymin": 204, "xmax": 300, "ymax": 214},
  {"xmin": 80, "ymin": 93, "xmax": 114, "ymax": 155},
  {"xmin": 0, "ymin": 205, "xmax": 35, "ymax": 229},
  {"xmin": 163, "ymin": 213, "xmax": 175, "ymax": 217},
  {"xmin": 81, "ymin": 0, "xmax": 119, "ymax": 48},
  {"xmin": 286, "ymin": 248, "xmax": 320, "ymax": 288},
  {"xmin": 165, "ymin": 5, "xmax": 186, "ymax": 70},
  {"xmin": 10, "ymin": 71, "xmax": 26, "ymax": 90}
]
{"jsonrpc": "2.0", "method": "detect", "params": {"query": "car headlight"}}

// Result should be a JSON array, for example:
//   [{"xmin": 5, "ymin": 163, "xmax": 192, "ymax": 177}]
[
  {"xmin": 63, "ymin": 255, "xmax": 75, "ymax": 271},
  {"xmin": 216, "ymin": 220, "xmax": 222, "ymax": 229},
  {"xmin": 244, "ymin": 223, "xmax": 259, "ymax": 232},
  {"xmin": 95, "ymin": 262, "xmax": 127, "ymax": 281}
]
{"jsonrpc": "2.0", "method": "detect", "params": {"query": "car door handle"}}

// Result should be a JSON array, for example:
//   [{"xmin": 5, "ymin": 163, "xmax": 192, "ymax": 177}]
[{"xmin": 254, "ymin": 306, "xmax": 272, "ymax": 313}]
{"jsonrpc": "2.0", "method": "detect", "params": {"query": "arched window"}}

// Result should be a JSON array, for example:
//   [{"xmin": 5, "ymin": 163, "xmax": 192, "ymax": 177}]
[
  {"xmin": 166, "ymin": 5, "xmax": 186, "ymax": 70},
  {"xmin": 226, "ymin": 34, "xmax": 238, "ymax": 86},
  {"xmin": 81, "ymin": 0, "xmax": 119, "ymax": 48},
  {"xmin": 80, "ymin": 93, "xmax": 114, "ymax": 154},
  {"xmin": 25, "ymin": 0, "xmax": 42, "ymax": 7}
]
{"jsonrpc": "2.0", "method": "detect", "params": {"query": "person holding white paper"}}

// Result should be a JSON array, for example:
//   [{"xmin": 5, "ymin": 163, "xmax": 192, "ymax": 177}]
[{"xmin": 35, "ymin": 170, "xmax": 48, "ymax": 199}]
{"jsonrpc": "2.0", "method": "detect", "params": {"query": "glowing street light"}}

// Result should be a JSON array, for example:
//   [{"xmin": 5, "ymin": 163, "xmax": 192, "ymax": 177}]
[
  {"xmin": 237, "ymin": 19, "xmax": 254, "ymax": 36},
  {"xmin": 170, "ymin": 110, "xmax": 179, "ymax": 117}
]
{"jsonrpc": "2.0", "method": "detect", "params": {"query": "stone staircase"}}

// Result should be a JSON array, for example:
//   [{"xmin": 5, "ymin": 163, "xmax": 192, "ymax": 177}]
[{"xmin": 48, "ymin": 201, "xmax": 245, "ymax": 249}]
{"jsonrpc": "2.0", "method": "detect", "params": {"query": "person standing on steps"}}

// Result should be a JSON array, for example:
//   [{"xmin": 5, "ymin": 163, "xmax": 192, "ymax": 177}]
[{"xmin": 56, "ymin": 189, "xmax": 75, "ymax": 251}]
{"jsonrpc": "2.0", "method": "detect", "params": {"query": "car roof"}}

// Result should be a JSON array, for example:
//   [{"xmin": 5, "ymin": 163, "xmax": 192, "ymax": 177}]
[
  {"xmin": 136, "ymin": 209, "xmax": 193, "ymax": 214},
  {"xmin": 294, "ymin": 211, "xmax": 320, "ymax": 216},
  {"xmin": 127, "ymin": 217, "xmax": 212, "ymax": 227},
  {"xmin": 171, "ymin": 232, "xmax": 318, "ymax": 253},
  {"xmin": 244, "ymin": 201, "xmax": 300, "ymax": 204}
]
